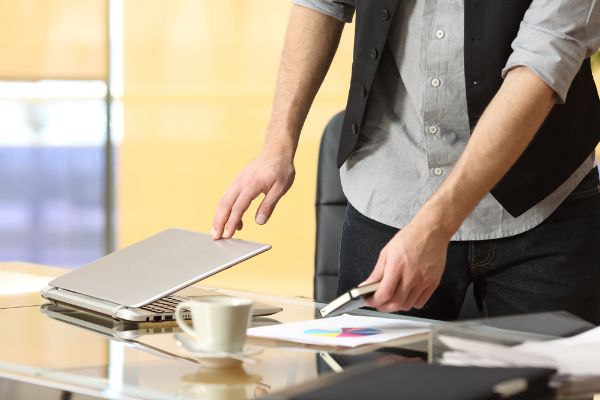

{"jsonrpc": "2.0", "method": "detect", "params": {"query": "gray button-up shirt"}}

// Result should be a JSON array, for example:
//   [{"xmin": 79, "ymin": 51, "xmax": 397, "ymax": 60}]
[{"xmin": 296, "ymin": 0, "xmax": 600, "ymax": 240}]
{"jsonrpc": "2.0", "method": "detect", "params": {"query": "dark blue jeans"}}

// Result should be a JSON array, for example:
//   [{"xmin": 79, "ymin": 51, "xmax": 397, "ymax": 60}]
[{"xmin": 338, "ymin": 168, "xmax": 600, "ymax": 324}]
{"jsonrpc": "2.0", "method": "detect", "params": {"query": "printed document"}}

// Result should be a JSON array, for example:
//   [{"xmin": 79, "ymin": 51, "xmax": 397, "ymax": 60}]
[{"xmin": 247, "ymin": 314, "xmax": 431, "ymax": 348}]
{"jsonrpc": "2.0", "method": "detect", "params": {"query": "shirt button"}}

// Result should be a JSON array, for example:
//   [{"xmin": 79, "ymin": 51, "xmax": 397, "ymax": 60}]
[
  {"xmin": 435, "ymin": 29, "xmax": 445, "ymax": 39},
  {"xmin": 431, "ymin": 78, "xmax": 441, "ymax": 87},
  {"xmin": 428, "ymin": 125, "xmax": 439, "ymax": 135},
  {"xmin": 370, "ymin": 48, "xmax": 378, "ymax": 60},
  {"xmin": 433, "ymin": 167, "xmax": 444, "ymax": 176},
  {"xmin": 352, "ymin": 123, "xmax": 359, "ymax": 135},
  {"xmin": 360, "ymin": 85, "xmax": 368, "ymax": 98},
  {"xmin": 380, "ymin": 9, "xmax": 390, "ymax": 21}
]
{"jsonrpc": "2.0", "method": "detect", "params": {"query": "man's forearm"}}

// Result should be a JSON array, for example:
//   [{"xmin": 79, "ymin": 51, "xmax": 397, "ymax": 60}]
[
  {"xmin": 265, "ymin": 5, "xmax": 344, "ymax": 159},
  {"xmin": 419, "ymin": 67, "xmax": 557, "ymax": 237}
]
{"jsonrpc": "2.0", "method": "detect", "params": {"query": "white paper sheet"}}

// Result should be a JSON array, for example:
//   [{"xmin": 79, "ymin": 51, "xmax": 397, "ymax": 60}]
[
  {"xmin": 247, "ymin": 314, "xmax": 431, "ymax": 348},
  {"xmin": 438, "ymin": 335, "xmax": 556, "ymax": 369},
  {"xmin": 439, "ymin": 326, "xmax": 600, "ymax": 376},
  {"xmin": 514, "ymin": 327, "xmax": 600, "ymax": 376}
]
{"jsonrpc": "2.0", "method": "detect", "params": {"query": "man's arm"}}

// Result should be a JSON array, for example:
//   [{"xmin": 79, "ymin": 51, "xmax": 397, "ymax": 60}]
[
  {"xmin": 363, "ymin": 66, "xmax": 556, "ymax": 312},
  {"xmin": 212, "ymin": 5, "xmax": 344, "ymax": 239}
]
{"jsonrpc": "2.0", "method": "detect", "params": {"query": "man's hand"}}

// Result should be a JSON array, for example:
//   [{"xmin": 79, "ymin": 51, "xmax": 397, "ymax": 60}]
[
  {"xmin": 363, "ymin": 205, "xmax": 451, "ymax": 312},
  {"xmin": 212, "ymin": 148, "xmax": 295, "ymax": 239}
]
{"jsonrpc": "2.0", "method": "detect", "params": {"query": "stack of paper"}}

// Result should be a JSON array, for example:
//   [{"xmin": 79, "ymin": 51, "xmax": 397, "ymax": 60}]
[
  {"xmin": 247, "ymin": 314, "xmax": 431, "ymax": 348},
  {"xmin": 438, "ymin": 326, "xmax": 600, "ymax": 395}
]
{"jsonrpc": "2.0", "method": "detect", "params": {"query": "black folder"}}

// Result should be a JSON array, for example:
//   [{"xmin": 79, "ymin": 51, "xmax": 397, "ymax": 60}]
[
  {"xmin": 477, "ymin": 311, "xmax": 595, "ymax": 338},
  {"xmin": 265, "ymin": 362, "xmax": 556, "ymax": 400}
]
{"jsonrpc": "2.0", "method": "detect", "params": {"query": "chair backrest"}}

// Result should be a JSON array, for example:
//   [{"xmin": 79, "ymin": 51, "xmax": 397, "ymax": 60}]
[{"xmin": 314, "ymin": 111, "xmax": 347, "ymax": 303}]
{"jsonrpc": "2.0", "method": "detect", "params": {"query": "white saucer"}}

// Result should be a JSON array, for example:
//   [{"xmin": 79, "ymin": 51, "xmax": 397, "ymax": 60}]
[{"xmin": 174, "ymin": 333, "xmax": 261, "ymax": 368}]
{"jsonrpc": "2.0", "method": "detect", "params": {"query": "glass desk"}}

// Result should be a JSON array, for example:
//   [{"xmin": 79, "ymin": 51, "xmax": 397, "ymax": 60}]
[
  {"xmin": 0, "ymin": 263, "xmax": 597, "ymax": 399},
  {"xmin": 0, "ymin": 285, "xmax": 434, "ymax": 399}
]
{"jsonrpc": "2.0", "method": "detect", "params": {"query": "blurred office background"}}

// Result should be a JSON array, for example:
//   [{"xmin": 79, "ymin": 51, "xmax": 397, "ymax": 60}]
[
  {"xmin": 0, "ymin": 1, "xmax": 598, "ymax": 298},
  {"xmin": 0, "ymin": 0, "xmax": 353, "ymax": 297}
]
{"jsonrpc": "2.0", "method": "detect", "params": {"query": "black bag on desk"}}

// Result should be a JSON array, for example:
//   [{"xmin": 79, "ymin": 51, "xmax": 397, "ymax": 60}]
[{"xmin": 265, "ymin": 363, "xmax": 556, "ymax": 400}]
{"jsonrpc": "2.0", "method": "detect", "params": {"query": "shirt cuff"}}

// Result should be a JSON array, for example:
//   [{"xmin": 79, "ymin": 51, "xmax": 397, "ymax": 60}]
[
  {"xmin": 501, "ymin": 21, "xmax": 588, "ymax": 104},
  {"xmin": 293, "ymin": 0, "xmax": 354, "ymax": 23}
]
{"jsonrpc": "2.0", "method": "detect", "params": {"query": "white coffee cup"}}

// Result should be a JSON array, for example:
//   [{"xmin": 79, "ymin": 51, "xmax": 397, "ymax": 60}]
[{"xmin": 175, "ymin": 296, "xmax": 253, "ymax": 353}]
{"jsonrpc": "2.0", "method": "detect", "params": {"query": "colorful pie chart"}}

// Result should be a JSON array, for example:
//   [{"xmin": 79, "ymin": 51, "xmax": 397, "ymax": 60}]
[{"xmin": 304, "ymin": 327, "xmax": 382, "ymax": 337}]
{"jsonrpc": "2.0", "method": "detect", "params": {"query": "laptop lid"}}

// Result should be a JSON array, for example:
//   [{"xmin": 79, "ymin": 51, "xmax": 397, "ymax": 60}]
[{"xmin": 49, "ymin": 228, "xmax": 271, "ymax": 308}]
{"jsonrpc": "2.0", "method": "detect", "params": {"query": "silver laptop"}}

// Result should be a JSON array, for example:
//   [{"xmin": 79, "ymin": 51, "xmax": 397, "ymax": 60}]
[{"xmin": 41, "ymin": 228, "xmax": 279, "ymax": 322}]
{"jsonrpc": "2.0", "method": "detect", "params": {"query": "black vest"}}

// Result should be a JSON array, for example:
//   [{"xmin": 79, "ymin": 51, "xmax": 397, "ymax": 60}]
[{"xmin": 338, "ymin": 0, "xmax": 600, "ymax": 217}]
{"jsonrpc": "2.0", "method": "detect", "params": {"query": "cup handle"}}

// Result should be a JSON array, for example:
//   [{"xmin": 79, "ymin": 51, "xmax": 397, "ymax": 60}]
[{"xmin": 175, "ymin": 302, "xmax": 197, "ymax": 338}]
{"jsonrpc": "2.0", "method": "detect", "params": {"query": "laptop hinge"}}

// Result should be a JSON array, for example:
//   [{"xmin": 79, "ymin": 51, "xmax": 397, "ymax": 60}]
[
  {"xmin": 111, "ymin": 305, "xmax": 127, "ymax": 319},
  {"xmin": 42, "ymin": 287, "xmax": 124, "ymax": 318}
]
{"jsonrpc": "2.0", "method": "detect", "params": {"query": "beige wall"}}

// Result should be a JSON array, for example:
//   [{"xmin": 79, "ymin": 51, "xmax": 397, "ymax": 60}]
[
  {"xmin": 118, "ymin": 1, "xmax": 354, "ymax": 298},
  {"xmin": 0, "ymin": 0, "xmax": 107, "ymax": 80}
]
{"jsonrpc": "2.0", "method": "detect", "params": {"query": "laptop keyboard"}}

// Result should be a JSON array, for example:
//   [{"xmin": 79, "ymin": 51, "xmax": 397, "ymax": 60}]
[{"xmin": 140, "ymin": 295, "xmax": 182, "ymax": 314}]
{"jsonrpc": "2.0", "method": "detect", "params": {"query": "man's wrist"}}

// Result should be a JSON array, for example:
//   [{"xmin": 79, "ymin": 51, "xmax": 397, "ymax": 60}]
[
  {"xmin": 414, "ymin": 195, "xmax": 462, "ymax": 242},
  {"xmin": 262, "ymin": 133, "xmax": 298, "ymax": 161}
]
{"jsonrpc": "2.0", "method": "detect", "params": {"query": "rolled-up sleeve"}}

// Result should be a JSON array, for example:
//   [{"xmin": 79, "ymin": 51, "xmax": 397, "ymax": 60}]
[
  {"xmin": 502, "ymin": 0, "xmax": 600, "ymax": 103},
  {"xmin": 293, "ymin": 0, "xmax": 355, "ymax": 23}
]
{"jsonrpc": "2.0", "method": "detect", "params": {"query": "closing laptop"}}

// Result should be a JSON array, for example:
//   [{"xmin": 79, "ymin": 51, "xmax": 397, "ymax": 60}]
[{"xmin": 41, "ymin": 228, "xmax": 280, "ymax": 322}]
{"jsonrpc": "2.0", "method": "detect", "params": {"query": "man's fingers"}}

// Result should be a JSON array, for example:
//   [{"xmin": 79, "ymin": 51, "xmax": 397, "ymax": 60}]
[
  {"xmin": 382, "ymin": 273, "xmax": 435, "ymax": 312},
  {"xmin": 378, "ymin": 280, "xmax": 417, "ymax": 312},
  {"xmin": 223, "ymin": 187, "xmax": 261, "ymax": 238},
  {"xmin": 255, "ymin": 184, "xmax": 285, "ymax": 225},
  {"xmin": 392, "ymin": 270, "xmax": 425, "ymax": 310},
  {"xmin": 399, "ymin": 285, "xmax": 423, "ymax": 311},
  {"xmin": 212, "ymin": 185, "xmax": 242, "ymax": 239},
  {"xmin": 370, "ymin": 260, "xmax": 402, "ymax": 308},
  {"xmin": 414, "ymin": 285, "xmax": 436, "ymax": 309}
]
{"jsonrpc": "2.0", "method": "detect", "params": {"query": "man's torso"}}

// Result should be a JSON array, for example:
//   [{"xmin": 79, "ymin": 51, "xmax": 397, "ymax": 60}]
[{"xmin": 339, "ymin": 0, "xmax": 594, "ymax": 240}]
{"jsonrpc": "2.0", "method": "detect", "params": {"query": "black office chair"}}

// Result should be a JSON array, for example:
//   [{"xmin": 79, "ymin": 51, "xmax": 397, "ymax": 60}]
[
  {"xmin": 314, "ymin": 111, "xmax": 347, "ymax": 304},
  {"xmin": 314, "ymin": 112, "xmax": 480, "ymax": 320}
]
